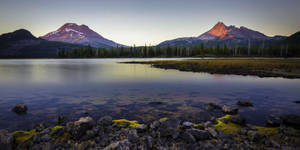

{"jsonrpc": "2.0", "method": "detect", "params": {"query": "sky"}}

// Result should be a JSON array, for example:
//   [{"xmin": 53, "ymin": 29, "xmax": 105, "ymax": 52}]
[{"xmin": 0, "ymin": 0, "xmax": 299, "ymax": 46}]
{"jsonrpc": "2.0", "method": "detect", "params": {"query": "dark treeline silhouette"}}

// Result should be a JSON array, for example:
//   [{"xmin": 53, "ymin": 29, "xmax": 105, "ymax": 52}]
[{"xmin": 57, "ymin": 42, "xmax": 300, "ymax": 58}]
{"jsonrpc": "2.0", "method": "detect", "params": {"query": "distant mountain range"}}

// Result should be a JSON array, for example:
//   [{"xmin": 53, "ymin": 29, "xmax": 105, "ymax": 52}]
[
  {"xmin": 158, "ymin": 22, "xmax": 286, "ymax": 47},
  {"xmin": 41, "ymin": 23, "xmax": 123, "ymax": 48},
  {"xmin": 0, "ymin": 22, "xmax": 299, "ymax": 58},
  {"xmin": 0, "ymin": 29, "xmax": 84, "ymax": 58}
]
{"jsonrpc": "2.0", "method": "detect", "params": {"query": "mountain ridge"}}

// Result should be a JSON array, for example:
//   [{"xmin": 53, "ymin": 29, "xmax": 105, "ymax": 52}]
[{"xmin": 41, "ymin": 23, "xmax": 124, "ymax": 48}]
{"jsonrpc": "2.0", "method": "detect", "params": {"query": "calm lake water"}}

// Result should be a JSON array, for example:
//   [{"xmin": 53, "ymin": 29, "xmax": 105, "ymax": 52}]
[{"xmin": 0, "ymin": 58, "xmax": 299, "ymax": 131}]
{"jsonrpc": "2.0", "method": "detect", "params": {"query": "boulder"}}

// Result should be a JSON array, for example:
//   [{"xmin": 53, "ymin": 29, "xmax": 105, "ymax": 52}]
[
  {"xmin": 97, "ymin": 116, "xmax": 112, "ymax": 127},
  {"xmin": 266, "ymin": 115, "xmax": 281, "ymax": 127},
  {"xmin": 127, "ymin": 129, "xmax": 139, "ymax": 143},
  {"xmin": 69, "ymin": 116, "xmax": 95, "ymax": 140},
  {"xmin": 187, "ymin": 128, "xmax": 210, "ymax": 141},
  {"xmin": 180, "ymin": 132, "xmax": 196, "ymax": 143},
  {"xmin": 222, "ymin": 105, "xmax": 239, "ymax": 115},
  {"xmin": 205, "ymin": 103, "xmax": 221, "ymax": 110},
  {"xmin": 206, "ymin": 127, "xmax": 218, "ymax": 138},
  {"xmin": 293, "ymin": 101, "xmax": 300, "ymax": 104},
  {"xmin": 237, "ymin": 100, "xmax": 253, "ymax": 107},
  {"xmin": 11, "ymin": 103, "xmax": 27, "ymax": 114},
  {"xmin": 280, "ymin": 114, "xmax": 300, "ymax": 129},
  {"xmin": 0, "ymin": 130, "xmax": 13, "ymax": 150},
  {"xmin": 229, "ymin": 115, "xmax": 246, "ymax": 126},
  {"xmin": 182, "ymin": 121, "xmax": 193, "ymax": 128},
  {"xmin": 40, "ymin": 134, "xmax": 51, "ymax": 142},
  {"xmin": 103, "ymin": 139, "xmax": 130, "ymax": 150}
]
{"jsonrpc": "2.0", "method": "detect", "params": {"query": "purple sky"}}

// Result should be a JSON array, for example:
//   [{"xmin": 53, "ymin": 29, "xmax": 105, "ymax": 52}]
[{"xmin": 0, "ymin": 0, "xmax": 299, "ymax": 46}]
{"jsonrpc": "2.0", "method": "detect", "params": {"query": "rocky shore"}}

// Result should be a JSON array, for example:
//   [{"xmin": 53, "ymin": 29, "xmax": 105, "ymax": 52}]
[{"xmin": 1, "ymin": 103, "xmax": 300, "ymax": 150}]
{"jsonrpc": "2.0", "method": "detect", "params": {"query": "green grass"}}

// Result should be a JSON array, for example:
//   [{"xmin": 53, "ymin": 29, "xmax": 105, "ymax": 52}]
[{"xmin": 131, "ymin": 58, "xmax": 300, "ymax": 78}]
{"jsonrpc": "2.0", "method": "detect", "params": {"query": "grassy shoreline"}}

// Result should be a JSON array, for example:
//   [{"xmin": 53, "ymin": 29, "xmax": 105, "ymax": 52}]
[{"xmin": 123, "ymin": 58, "xmax": 300, "ymax": 79}]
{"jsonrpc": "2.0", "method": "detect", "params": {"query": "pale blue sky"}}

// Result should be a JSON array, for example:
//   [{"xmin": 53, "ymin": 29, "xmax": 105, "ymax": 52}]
[{"xmin": 0, "ymin": 0, "xmax": 299, "ymax": 46}]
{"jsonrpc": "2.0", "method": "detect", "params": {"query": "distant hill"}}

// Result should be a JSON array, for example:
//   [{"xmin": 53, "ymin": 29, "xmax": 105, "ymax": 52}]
[
  {"xmin": 158, "ymin": 22, "xmax": 286, "ymax": 47},
  {"xmin": 0, "ymin": 29, "xmax": 84, "ymax": 58},
  {"xmin": 41, "ymin": 23, "xmax": 125, "ymax": 48},
  {"xmin": 284, "ymin": 31, "xmax": 300, "ymax": 44}
]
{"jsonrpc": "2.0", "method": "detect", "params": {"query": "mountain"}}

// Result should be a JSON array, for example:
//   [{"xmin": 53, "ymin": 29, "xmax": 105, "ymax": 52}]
[
  {"xmin": 284, "ymin": 31, "xmax": 300, "ymax": 44},
  {"xmin": 158, "ymin": 22, "xmax": 286, "ymax": 47},
  {"xmin": 0, "ymin": 29, "xmax": 84, "ymax": 58},
  {"xmin": 41, "ymin": 23, "xmax": 123, "ymax": 48}
]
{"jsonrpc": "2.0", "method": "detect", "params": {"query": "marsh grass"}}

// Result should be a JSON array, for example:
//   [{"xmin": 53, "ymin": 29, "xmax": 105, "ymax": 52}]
[{"xmin": 130, "ymin": 58, "xmax": 300, "ymax": 78}]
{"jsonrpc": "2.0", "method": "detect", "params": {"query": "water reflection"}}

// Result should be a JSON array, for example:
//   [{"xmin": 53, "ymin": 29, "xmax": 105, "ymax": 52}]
[{"xmin": 0, "ymin": 58, "xmax": 299, "ymax": 131}]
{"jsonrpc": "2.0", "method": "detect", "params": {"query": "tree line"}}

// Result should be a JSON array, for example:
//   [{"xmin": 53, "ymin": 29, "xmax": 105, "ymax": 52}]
[{"xmin": 57, "ymin": 43, "xmax": 300, "ymax": 58}]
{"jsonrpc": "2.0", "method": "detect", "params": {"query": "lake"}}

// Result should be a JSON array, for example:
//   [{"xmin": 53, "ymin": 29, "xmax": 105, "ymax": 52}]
[{"xmin": 0, "ymin": 58, "xmax": 299, "ymax": 131}]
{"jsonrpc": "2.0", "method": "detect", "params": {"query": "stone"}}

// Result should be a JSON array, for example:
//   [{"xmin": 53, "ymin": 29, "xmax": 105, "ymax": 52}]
[
  {"xmin": 40, "ymin": 129, "xmax": 50, "ymax": 135},
  {"xmin": 204, "ymin": 121, "xmax": 212, "ymax": 128},
  {"xmin": 187, "ymin": 128, "xmax": 210, "ymax": 141},
  {"xmin": 205, "ymin": 103, "xmax": 221, "ymax": 110},
  {"xmin": 237, "ymin": 100, "xmax": 253, "ymax": 107},
  {"xmin": 103, "ymin": 139, "xmax": 130, "ymax": 150},
  {"xmin": 32, "ymin": 134, "xmax": 40, "ymax": 143},
  {"xmin": 70, "ymin": 116, "xmax": 95, "ymax": 140},
  {"xmin": 41, "ymin": 134, "xmax": 51, "ymax": 142},
  {"xmin": 222, "ymin": 105, "xmax": 239, "ymax": 115},
  {"xmin": 127, "ymin": 129, "xmax": 139, "ymax": 143},
  {"xmin": 182, "ymin": 121, "xmax": 193, "ymax": 128},
  {"xmin": 97, "ymin": 116, "xmax": 112, "ymax": 127},
  {"xmin": 247, "ymin": 131, "xmax": 262, "ymax": 142},
  {"xmin": 181, "ymin": 132, "xmax": 196, "ymax": 143},
  {"xmin": 58, "ymin": 115, "xmax": 68, "ymax": 125},
  {"xmin": 266, "ymin": 115, "xmax": 281, "ymax": 127},
  {"xmin": 229, "ymin": 115, "xmax": 246, "ymax": 126},
  {"xmin": 206, "ymin": 127, "xmax": 218, "ymax": 138},
  {"xmin": 0, "ymin": 130, "xmax": 13, "ymax": 150},
  {"xmin": 293, "ymin": 100, "xmax": 300, "ymax": 104},
  {"xmin": 135, "ymin": 124, "xmax": 147, "ymax": 133},
  {"xmin": 280, "ymin": 114, "xmax": 300, "ymax": 129},
  {"xmin": 148, "ymin": 101, "xmax": 164, "ymax": 105},
  {"xmin": 11, "ymin": 103, "xmax": 27, "ymax": 114}
]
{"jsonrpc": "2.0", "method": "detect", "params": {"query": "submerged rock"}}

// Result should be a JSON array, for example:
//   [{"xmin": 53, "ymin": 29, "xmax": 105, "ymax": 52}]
[
  {"xmin": 230, "ymin": 115, "xmax": 246, "ymax": 126},
  {"xmin": 11, "ymin": 103, "xmax": 27, "ymax": 114},
  {"xmin": 148, "ymin": 101, "xmax": 164, "ymax": 105},
  {"xmin": 280, "ymin": 114, "xmax": 300, "ymax": 129},
  {"xmin": 222, "ymin": 105, "xmax": 239, "ymax": 115},
  {"xmin": 205, "ymin": 103, "xmax": 221, "ymax": 111},
  {"xmin": 266, "ymin": 115, "xmax": 281, "ymax": 127},
  {"xmin": 237, "ymin": 100, "xmax": 253, "ymax": 107},
  {"xmin": 293, "ymin": 100, "xmax": 300, "ymax": 104}
]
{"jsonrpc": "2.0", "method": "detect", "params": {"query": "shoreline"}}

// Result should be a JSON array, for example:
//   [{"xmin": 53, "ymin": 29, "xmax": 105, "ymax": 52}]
[
  {"xmin": 122, "ymin": 58, "xmax": 300, "ymax": 79},
  {"xmin": 2, "ymin": 103, "xmax": 300, "ymax": 150}
]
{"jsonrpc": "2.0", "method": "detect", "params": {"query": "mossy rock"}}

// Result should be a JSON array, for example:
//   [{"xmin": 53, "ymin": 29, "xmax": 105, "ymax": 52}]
[
  {"xmin": 214, "ymin": 115, "xmax": 243, "ymax": 135},
  {"xmin": 113, "ymin": 119, "xmax": 142, "ymax": 128},
  {"xmin": 13, "ymin": 129, "xmax": 38, "ymax": 144}
]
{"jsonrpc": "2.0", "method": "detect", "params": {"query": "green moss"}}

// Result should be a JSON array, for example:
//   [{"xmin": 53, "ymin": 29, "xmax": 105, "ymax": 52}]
[
  {"xmin": 13, "ymin": 129, "xmax": 38, "ymax": 144},
  {"xmin": 254, "ymin": 126, "xmax": 279, "ymax": 135},
  {"xmin": 161, "ymin": 117, "xmax": 168, "ymax": 121},
  {"xmin": 51, "ymin": 125, "xmax": 64, "ymax": 131},
  {"xmin": 113, "ymin": 119, "xmax": 142, "ymax": 128},
  {"xmin": 193, "ymin": 123, "xmax": 204, "ymax": 128},
  {"xmin": 213, "ymin": 115, "xmax": 243, "ymax": 135}
]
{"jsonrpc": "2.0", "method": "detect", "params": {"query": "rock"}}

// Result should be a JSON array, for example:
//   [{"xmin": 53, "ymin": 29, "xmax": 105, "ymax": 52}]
[
  {"xmin": 51, "ymin": 127, "xmax": 64, "ymax": 137},
  {"xmin": 40, "ymin": 129, "xmax": 50, "ymax": 135},
  {"xmin": 11, "ymin": 103, "xmax": 27, "ymax": 114},
  {"xmin": 229, "ymin": 115, "xmax": 246, "ymax": 126},
  {"xmin": 182, "ymin": 121, "xmax": 193, "ymax": 128},
  {"xmin": 247, "ymin": 131, "xmax": 262, "ymax": 142},
  {"xmin": 222, "ymin": 105, "xmax": 239, "ymax": 115},
  {"xmin": 34, "ymin": 123, "xmax": 46, "ymax": 132},
  {"xmin": 293, "ymin": 100, "xmax": 300, "ymax": 104},
  {"xmin": 237, "ymin": 100, "xmax": 253, "ymax": 107},
  {"xmin": 97, "ymin": 116, "xmax": 112, "ymax": 127},
  {"xmin": 58, "ymin": 115, "xmax": 68, "ymax": 125},
  {"xmin": 41, "ymin": 134, "xmax": 51, "ymax": 142},
  {"xmin": 69, "ymin": 116, "xmax": 95, "ymax": 140},
  {"xmin": 135, "ymin": 124, "xmax": 147, "ymax": 133},
  {"xmin": 145, "ymin": 136, "xmax": 153, "ymax": 149},
  {"xmin": 280, "ymin": 114, "xmax": 300, "ymax": 129},
  {"xmin": 150, "ymin": 120, "xmax": 160, "ymax": 129},
  {"xmin": 181, "ymin": 132, "xmax": 196, "ymax": 143},
  {"xmin": 206, "ymin": 127, "xmax": 218, "ymax": 138},
  {"xmin": 103, "ymin": 139, "xmax": 130, "ymax": 150},
  {"xmin": 266, "ymin": 115, "xmax": 281, "ymax": 127},
  {"xmin": 158, "ymin": 118, "xmax": 181, "ymax": 137},
  {"xmin": 187, "ymin": 128, "xmax": 210, "ymax": 141},
  {"xmin": 0, "ymin": 130, "xmax": 13, "ymax": 150},
  {"xmin": 205, "ymin": 103, "xmax": 221, "ymax": 110},
  {"xmin": 204, "ymin": 121, "xmax": 212, "ymax": 128},
  {"xmin": 32, "ymin": 134, "xmax": 40, "ymax": 143},
  {"xmin": 148, "ymin": 101, "xmax": 164, "ymax": 105},
  {"xmin": 127, "ymin": 129, "xmax": 139, "ymax": 143}
]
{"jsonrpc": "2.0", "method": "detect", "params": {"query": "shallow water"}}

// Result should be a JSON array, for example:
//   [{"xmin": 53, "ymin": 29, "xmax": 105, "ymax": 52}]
[{"xmin": 0, "ymin": 58, "xmax": 299, "ymax": 131}]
